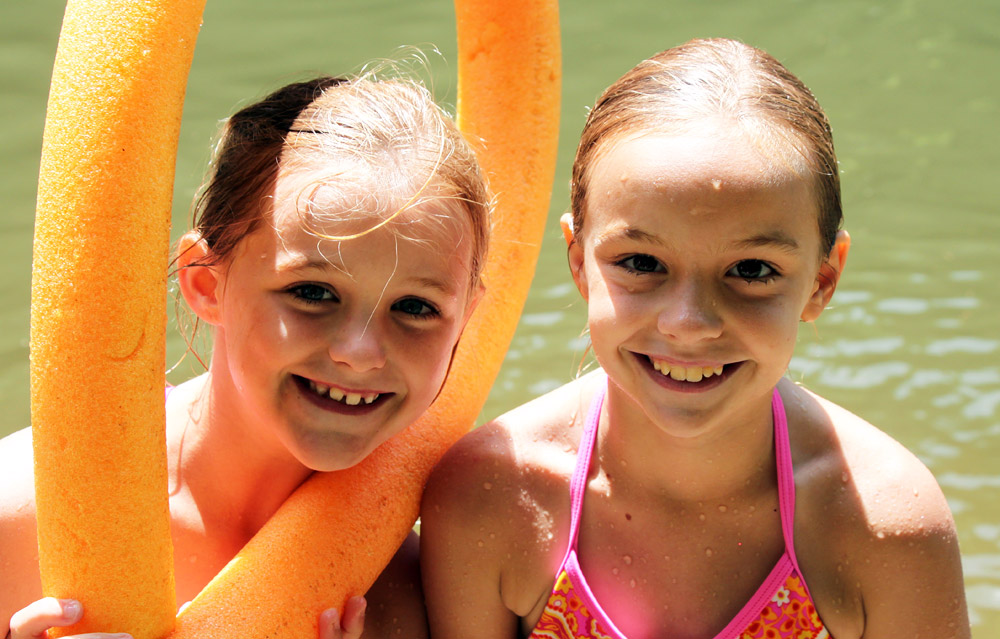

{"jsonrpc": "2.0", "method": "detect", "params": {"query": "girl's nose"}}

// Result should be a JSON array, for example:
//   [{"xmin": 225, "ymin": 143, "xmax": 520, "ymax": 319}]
[
  {"xmin": 656, "ymin": 279, "xmax": 723, "ymax": 342},
  {"xmin": 328, "ymin": 314, "xmax": 387, "ymax": 372}
]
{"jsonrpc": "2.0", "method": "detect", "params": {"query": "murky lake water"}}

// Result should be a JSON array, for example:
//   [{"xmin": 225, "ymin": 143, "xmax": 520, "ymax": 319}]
[{"xmin": 2, "ymin": 0, "xmax": 997, "ymax": 633}]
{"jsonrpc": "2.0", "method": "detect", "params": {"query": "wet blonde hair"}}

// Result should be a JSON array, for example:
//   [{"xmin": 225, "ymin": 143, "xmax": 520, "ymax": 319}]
[
  {"xmin": 189, "ymin": 74, "xmax": 491, "ymax": 288},
  {"xmin": 571, "ymin": 38, "xmax": 842, "ymax": 255}
]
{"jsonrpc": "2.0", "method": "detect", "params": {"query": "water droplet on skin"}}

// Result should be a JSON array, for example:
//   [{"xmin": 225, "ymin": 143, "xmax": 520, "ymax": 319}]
[
  {"xmin": 705, "ymin": 548, "xmax": 714, "ymax": 557},
  {"xmin": 483, "ymin": 482, "xmax": 493, "ymax": 490},
  {"xmin": 749, "ymin": 506, "xmax": 756, "ymax": 513},
  {"xmin": 630, "ymin": 579, "xmax": 637, "ymax": 588},
  {"xmin": 711, "ymin": 179, "xmax": 723, "ymax": 190},
  {"xmin": 623, "ymin": 555, "xmax": 633, "ymax": 565},
  {"xmin": 477, "ymin": 540, "xmax": 484, "ymax": 547},
  {"xmin": 718, "ymin": 505, "xmax": 727, "ymax": 513},
  {"xmin": 841, "ymin": 472, "xmax": 849, "ymax": 483},
  {"xmin": 699, "ymin": 513, "xmax": 706, "ymax": 522},
  {"xmin": 876, "ymin": 531, "xmax": 886, "ymax": 540},
  {"xmin": 489, "ymin": 532, "xmax": 496, "ymax": 539},
  {"xmin": 612, "ymin": 567, "xmax": 620, "ymax": 575}
]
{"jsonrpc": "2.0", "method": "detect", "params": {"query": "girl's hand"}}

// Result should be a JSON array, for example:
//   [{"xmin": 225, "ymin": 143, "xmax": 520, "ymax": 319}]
[
  {"xmin": 318, "ymin": 597, "xmax": 366, "ymax": 639},
  {"xmin": 8, "ymin": 597, "xmax": 130, "ymax": 639}
]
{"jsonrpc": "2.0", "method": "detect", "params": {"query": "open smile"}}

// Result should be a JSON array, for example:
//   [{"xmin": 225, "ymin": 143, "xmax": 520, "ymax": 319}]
[
  {"xmin": 292, "ymin": 375, "xmax": 393, "ymax": 413},
  {"xmin": 637, "ymin": 354, "xmax": 743, "ymax": 392}
]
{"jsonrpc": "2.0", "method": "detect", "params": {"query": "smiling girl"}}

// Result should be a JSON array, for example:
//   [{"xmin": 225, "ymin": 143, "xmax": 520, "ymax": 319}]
[
  {"xmin": 422, "ymin": 38, "xmax": 969, "ymax": 639},
  {"xmin": 1, "ymin": 74, "xmax": 489, "ymax": 639}
]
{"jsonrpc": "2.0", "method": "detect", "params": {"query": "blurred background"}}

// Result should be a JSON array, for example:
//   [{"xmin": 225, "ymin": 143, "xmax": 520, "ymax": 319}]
[{"xmin": 2, "ymin": 0, "xmax": 997, "ymax": 633}]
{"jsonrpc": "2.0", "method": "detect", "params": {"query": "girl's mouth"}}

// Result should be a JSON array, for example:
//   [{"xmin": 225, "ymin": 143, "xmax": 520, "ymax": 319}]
[
  {"xmin": 651, "ymin": 359, "xmax": 723, "ymax": 382},
  {"xmin": 293, "ymin": 375, "xmax": 391, "ymax": 411},
  {"xmin": 642, "ymin": 355, "xmax": 742, "ymax": 390}
]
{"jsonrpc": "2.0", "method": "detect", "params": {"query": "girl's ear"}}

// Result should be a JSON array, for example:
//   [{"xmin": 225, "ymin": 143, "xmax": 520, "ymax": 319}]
[
  {"xmin": 802, "ymin": 229, "xmax": 851, "ymax": 323},
  {"xmin": 176, "ymin": 231, "xmax": 224, "ymax": 326},
  {"xmin": 559, "ymin": 212, "xmax": 575, "ymax": 247},
  {"xmin": 562, "ymin": 213, "xmax": 589, "ymax": 301}
]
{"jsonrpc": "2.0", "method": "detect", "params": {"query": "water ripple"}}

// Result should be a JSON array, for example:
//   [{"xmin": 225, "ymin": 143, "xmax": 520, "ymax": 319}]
[
  {"xmin": 877, "ymin": 298, "xmax": 930, "ymax": 314},
  {"xmin": 926, "ymin": 337, "xmax": 998, "ymax": 356},
  {"xmin": 818, "ymin": 361, "xmax": 911, "ymax": 388}
]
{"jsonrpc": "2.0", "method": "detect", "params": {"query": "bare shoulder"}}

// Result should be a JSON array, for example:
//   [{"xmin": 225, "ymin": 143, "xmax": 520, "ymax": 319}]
[
  {"xmin": 0, "ymin": 427, "xmax": 44, "ymax": 633},
  {"xmin": 782, "ymin": 381, "xmax": 955, "ymax": 539},
  {"xmin": 780, "ymin": 380, "xmax": 969, "ymax": 638},
  {"xmin": 421, "ymin": 373, "xmax": 601, "ymax": 622},
  {"xmin": 423, "ymin": 372, "xmax": 599, "ymax": 527}
]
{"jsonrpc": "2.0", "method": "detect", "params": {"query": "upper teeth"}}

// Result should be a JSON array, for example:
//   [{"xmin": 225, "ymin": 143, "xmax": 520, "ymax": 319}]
[
  {"xmin": 651, "ymin": 359, "xmax": 723, "ymax": 382},
  {"xmin": 308, "ymin": 380, "xmax": 379, "ymax": 405}
]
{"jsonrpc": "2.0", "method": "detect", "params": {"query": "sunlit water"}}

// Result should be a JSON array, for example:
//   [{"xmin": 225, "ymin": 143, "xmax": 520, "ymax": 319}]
[{"xmin": 2, "ymin": 0, "xmax": 997, "ymax": 633}]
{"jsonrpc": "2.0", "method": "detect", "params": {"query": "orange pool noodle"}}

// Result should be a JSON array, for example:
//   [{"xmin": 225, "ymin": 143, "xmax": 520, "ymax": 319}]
[
  {"xmin": 168, "ymin": 1, "xmax": 561, "ymax": 637},
  {"xmin": 29, "ymin": 1, "xmax": 206, "ymax": 638}
]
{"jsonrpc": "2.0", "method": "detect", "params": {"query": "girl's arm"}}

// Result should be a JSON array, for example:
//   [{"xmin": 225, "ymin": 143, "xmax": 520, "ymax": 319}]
[
  {"xmin": 420, "ymin": 426, "xmax": 524, "ymax": 639},
  {"xmin": 360, "ymin": 532, "xmax": 428, "ymax": 639},
  {"xmin": 794, "ymin": 397, "xmax": 971, "ymax": 639},
  {"xmin": 0, "ymin": 428, "xmax": 44, "ymax": 637},
  {"xmin": 848, "ymin": 463, "xmax": 970, "ymax": 638}
]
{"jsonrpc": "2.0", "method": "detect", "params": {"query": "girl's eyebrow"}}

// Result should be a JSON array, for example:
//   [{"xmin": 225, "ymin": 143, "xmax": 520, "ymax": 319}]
[
  {"xmin": 729, "ymin": 232, "xmax": 801, "ymax": 254},
  {"xmin": 596, "ymin": 227, "xmax": 801, "ymax": 254},
  {"xmin": 402, "ymin": 275, "xmax": 458, "ymax": 296},
  {"xmin": 594, "ymin": 227, "xmax": 671, "ymax": 249},
  {"xmin": 278, "ymin": 255, "xmax": 458, "ymax": 295}
]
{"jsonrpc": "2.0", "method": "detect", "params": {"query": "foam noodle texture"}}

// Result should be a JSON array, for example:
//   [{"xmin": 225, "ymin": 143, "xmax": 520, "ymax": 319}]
[
  {"xmin": 168, "ymin": 1, "xmax": 561, "ymax": 637},
  {"xmin": 29, "ymin": 1, "xmax": 206, "ymax": 638}
]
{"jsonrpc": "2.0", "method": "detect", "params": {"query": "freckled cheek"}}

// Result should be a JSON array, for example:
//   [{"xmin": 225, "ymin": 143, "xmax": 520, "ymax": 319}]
[
  {"xmin": 731, "ymin": 298, "xmax": 802, "ymax": 347},
  {"xmin": 586, "ymin": 282, "xmax": 646, "ymax": 323}
]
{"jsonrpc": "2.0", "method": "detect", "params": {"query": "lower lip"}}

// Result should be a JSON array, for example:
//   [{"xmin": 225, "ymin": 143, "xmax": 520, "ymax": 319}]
[
  {"xmin": 637, "ymin": 355, "xmax": 742, "ymax": 394},
  {"xmin": 293, "ymin": 376, "xmax": 391, "ymax": 415}
]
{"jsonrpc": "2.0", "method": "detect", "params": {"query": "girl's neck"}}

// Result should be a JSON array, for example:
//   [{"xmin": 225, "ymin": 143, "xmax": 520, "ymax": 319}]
[
  {"xmin": 595, "ymin": 383, "xmax": 777, "ymax": 505},
  {"xmin": 166, "ymin": 373, "xmax": 313, "ymax": 542}
]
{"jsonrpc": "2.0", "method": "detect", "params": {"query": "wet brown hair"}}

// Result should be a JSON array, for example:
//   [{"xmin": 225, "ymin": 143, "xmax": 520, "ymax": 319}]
[
  {"xmin": 570, "ymin": 38, "xmax": 842, "ymax": 255},
  {"xmin": 188, "ymin": 74, "xmax": 491, "ymax": 288}
]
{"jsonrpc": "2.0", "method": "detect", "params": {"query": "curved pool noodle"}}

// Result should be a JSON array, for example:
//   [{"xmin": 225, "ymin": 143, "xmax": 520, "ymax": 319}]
[
  {"xmin": 29, "ymin": 1, "xmax": 207, "ymax": 638},
  {"xmin": 168, "ymin": 1, "xmax": 561, "ymax": 637},
  {"xmin": 30, "ymin": 0, "xmax": 559, "ymax": 637}
]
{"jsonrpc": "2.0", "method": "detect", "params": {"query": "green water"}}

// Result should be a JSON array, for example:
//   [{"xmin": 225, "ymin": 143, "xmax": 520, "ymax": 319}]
[{"xmin": 2, "ymin": 0, "xmax": 998, "ymax": 633}]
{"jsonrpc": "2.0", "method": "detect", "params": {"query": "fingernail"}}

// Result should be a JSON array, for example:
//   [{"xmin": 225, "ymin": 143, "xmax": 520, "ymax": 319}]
[{"xmin": 61, "ymin": 600, "xmax": 81, "ymax": 619}]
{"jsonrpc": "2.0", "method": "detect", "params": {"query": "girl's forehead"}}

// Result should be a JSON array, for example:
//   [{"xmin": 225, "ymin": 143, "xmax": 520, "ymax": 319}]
[
  {"xmin": 593, "ymin": 124, "xmax": 811, "ymax": 193},
  {"xmin": 271, "ymin": 161, "xmax": 467, "ymax": 239},
  {"xmin": 582, "ymin": 129, "xmax": 822, "ymax": 251}
]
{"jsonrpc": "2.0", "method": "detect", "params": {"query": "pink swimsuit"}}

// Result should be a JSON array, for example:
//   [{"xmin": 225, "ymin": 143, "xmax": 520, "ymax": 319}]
[{"xmin": 529, "ymin": 380, "xmax": 830, "ymax": 639}]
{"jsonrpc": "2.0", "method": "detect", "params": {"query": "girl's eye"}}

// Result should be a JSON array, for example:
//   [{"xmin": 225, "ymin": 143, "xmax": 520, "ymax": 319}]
[
  {"xmin": 392, "ymin": 297, "xmax": 440, "ymax": 318},
  {"xmin": 618, "ymin": 254, "xmax": 665, "ymax": 274},
  {"xmin": 289, "ymin": 284, "xmax": 336, "ymax": 304},
  {"xmin": 729, "ymin": 260, "xmax": 776, "ymax": 282}
]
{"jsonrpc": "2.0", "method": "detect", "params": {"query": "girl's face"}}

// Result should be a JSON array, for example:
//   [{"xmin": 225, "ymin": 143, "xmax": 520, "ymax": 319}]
[
  {"xmin": 569, "ymin": 125, "xmax": 847, "ymax": 437},
  {"xmin": 194, "ymin": 172, "xmax": 480, "ymax": 471}
]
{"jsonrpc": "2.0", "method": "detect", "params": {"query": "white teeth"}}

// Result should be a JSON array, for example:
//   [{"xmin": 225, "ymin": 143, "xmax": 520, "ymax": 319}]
[
  {"xmin": 306, "ymin": 379, "xmax": 380, "ymax": 405},
  {"xmin": 651, "ymin": 359, "xmax": 724, "ymax": 382}
]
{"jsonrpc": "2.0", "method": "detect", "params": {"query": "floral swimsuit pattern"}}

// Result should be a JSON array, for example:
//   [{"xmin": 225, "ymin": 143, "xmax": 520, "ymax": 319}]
[{"xmin": 529, "ymin": 379, "xmax": 831, "ymax": 639}]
